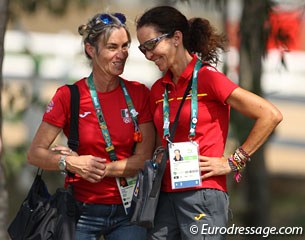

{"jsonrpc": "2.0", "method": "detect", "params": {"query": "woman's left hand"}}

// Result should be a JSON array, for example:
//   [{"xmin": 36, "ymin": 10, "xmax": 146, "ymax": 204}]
[
  {"xmin": 199, "ymin": 155, "xmax": 231, "ymax": 179},
  {"xmin": 51, "ymin": 144, "xmax": 79, "ymax": 157}
]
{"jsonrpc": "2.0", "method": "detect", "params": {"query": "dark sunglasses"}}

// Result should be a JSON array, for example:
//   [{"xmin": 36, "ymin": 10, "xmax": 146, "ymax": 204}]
[
  {"xmin": 138, "ymin": 33, "xmax": 171, "ymax": 54},
  {"xmin": 95, "ymin": 13, "xmax": 126, "ymax": 25}
]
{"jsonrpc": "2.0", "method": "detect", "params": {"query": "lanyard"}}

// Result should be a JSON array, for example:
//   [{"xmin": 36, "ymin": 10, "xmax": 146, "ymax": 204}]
[
  {"xmin": 88, "ymin": 73, "xmax": 140, "ymax": 161},
  {"xmin": 119, "ymin": 80, "xmax": 140, "ymax": 136},
  {"xmin": 163, "ymin": 59, "xmax": 202, "ymax": 139}
]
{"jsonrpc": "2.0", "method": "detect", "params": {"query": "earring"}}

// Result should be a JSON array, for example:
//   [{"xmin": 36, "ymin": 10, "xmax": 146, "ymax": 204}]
[{"xmin": 175, "ymin": 43, "xmax": 178, "ymax": 47}]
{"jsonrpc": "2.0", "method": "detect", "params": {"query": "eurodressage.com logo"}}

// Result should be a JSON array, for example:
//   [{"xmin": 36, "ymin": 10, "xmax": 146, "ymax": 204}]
[{"xmin": 189, "ymin": 224, "xmax": 304, "ymax": 238}]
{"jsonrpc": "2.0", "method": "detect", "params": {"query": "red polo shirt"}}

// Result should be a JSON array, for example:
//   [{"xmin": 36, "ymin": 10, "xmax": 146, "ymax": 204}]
[
  {"xmin": 150, "ymin": 55, "xmax": 238, "ymax": 192},
  {"xmin": 43, "ymin": 77, "xmax": 152, "ymax": 204}
]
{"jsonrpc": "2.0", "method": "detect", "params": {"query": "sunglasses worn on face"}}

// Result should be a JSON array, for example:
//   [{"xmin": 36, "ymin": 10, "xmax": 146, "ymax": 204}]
[
  {"xmin": 95, "ymin": 13, "xmax": 126, "ymax": 25},
  {"xmin": 138, "ymin": 33, "xmax": 171, "ymax": 54}
]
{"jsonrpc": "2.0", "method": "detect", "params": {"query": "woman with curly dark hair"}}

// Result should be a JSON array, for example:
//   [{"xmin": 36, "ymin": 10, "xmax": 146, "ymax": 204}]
[{"xmin": 136, "ymin": 6, "xmax": 282, "ymax": 240}]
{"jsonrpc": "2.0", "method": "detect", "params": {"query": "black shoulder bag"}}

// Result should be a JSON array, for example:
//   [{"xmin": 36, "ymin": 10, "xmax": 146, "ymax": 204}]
[
  {"xmin": 8, "ymin": 84, "xmax": 81, "ymax": 240},
  {"xmin": 130, "ymin": 79, "xmax": 193, "ymax": 229}
]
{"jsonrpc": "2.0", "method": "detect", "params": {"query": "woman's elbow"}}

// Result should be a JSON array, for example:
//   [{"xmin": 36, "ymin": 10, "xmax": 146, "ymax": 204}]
[
  {"xmin": 26, "ymin": 150, "xmax": 34, "ymax": 165},
  {"xmin": 271, "ymin": 108, "xmax": 283, "ymax": 127},
  {"xmin": 26, "ymin": 147, "xmax": 37, "ymax": 166}
]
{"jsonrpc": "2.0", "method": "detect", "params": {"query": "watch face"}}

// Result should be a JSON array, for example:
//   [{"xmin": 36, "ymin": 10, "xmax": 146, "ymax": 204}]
[
  {"xmin": 59, "ymin": 156, "xmax": 66, "ymax": 171},
  {"xmin": 59, "ymin": 162, "xmax": 65, "ymax": 170}
]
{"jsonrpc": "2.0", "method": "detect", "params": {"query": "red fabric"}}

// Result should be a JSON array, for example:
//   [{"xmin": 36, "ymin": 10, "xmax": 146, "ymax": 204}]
[
  {"xmin": 150, "ymin": 55, "xmax": 238, "ymax": 193},
  {"xmin": 43, "ymin": 78, "xmax": 152, "ymax": 204},
  {"xmin": 267, "ymin": 10, "xmax": 304, "ymax": 50}
]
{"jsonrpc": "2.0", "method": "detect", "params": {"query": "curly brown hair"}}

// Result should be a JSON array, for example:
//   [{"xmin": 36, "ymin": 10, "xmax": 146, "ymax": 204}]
[{"xmin": 189, "ymin": 17, "xmax": 227, "ymax": 65}]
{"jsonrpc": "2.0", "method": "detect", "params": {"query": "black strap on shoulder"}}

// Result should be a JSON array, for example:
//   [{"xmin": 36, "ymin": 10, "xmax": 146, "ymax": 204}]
[
  {"xmin": 168, "ymin": 78, "xmax": 193, "ymax": 141},
  {"xmin": 66, "ymin": 84, "xmax": 80, "ymax": 179},
  {"xmin": 149, "ymin": 79, "xmax": 193, "ymax": 197},
  {"xmin": 66, "ymin": 84, "xmax": 80, "ymax": 152}
]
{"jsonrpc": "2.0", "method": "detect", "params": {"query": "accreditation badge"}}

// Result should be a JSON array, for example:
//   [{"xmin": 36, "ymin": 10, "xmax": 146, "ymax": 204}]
[
  {"xmin": 116, "ymin": 176, "xmax": 137, "ymax": 214},
  {"xmin": 169, "ymin": 141, "xmax": 202, "ymax": 190}
]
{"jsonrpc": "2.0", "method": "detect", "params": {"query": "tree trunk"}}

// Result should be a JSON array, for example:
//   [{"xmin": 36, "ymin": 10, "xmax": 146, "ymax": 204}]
[
  {"xmin": 236, "ymin": 0, "xmax": 272, "ymax": 235},
  {"xmin": 0, "ymin": 0, "xmax": 9, "ymax": 239}
]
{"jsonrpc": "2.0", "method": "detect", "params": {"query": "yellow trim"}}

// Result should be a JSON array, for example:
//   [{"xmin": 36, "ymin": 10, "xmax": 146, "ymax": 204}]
[
  {"xmin": 155, "ymin": 93, "xmax": 207, "ymax": 104},
  {"xmin": 155, "ymin": 98, "xmax": 174, "ymax": 104}
]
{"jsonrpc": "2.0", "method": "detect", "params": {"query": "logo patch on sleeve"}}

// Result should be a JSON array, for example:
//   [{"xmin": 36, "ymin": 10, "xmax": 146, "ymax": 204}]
[{"xmin": 46, "ymin": 100, "xmax": 54, "ymax": 113}]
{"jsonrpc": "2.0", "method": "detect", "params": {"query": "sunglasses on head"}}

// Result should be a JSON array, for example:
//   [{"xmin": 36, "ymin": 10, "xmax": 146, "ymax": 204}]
[
  {"xmin": 138, "ymin": 33, "xmax": 171, "ymax": 54},
  {"xmin": 95, "ymin": 13, "xmax": 126, "ymax": 25}
]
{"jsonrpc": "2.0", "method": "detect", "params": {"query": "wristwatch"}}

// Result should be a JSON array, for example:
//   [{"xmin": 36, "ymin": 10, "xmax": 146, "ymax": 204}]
[{"xmin": 58, "ymin": 155, "xmax": 67, "ymax": 174}]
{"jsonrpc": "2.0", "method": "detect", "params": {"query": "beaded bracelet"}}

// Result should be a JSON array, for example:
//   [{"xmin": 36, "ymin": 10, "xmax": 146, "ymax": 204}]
[
  {"xmin": 228, "ymin": 147, "xmax": 251, "ymax": 183},
  {"xmin": 237, "ymin": 147, "xmax": 251, "ymax": 162},
  {"xmin": 228, "ymin": 155, "xmax": 243, "ymax": 182}
]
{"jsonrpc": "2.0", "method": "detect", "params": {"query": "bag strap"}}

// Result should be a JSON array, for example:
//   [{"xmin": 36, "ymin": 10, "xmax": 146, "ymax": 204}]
[
  {"xmin": 66, "ymin": 84, "xmax": 80, "ymax": 178},
  {"xmin": 168, "ymin": 78, "xmax": 193, "ymax": 142},
  {"xmin": 149, "ymin": 79, "xmax": 193, "ymax": 197},
  {"xmin": 66, "ymin": 84, "xmax": 80, "ymax": 152}
]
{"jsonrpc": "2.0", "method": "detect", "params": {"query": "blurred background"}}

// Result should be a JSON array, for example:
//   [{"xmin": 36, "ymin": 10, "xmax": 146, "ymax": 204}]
[{"xmin": 1, "ymin": 0, "xmax": 305, "ymax": 239}]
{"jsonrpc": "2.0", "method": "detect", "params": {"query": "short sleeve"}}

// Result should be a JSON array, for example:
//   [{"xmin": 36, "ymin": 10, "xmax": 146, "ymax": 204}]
[
  {"xmin": 42, "ymin": 85, "xmax": 70, "ymax": 128},
  {"xmin": 199, "ymin": 66, "xmax": 238, "ymax": 104}
]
